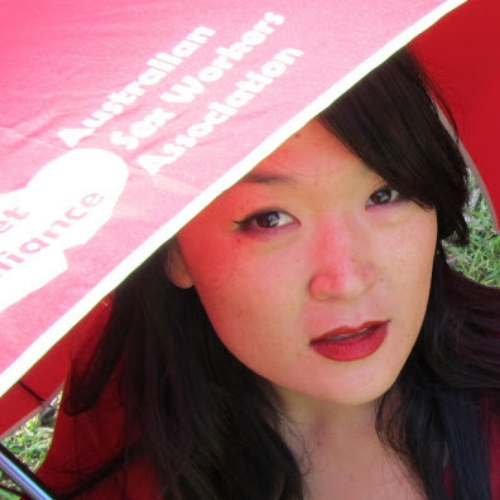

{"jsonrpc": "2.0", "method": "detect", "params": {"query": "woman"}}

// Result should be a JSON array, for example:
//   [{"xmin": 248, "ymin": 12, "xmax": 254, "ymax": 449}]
[{"xmin": 37, "ymin": 49, "xmax": 500, "ymax": 499}]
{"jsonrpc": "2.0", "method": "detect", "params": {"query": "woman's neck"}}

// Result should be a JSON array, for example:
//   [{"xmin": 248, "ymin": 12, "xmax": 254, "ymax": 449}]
[{"xmin": 275, "ymin": 387, "xmax": 425, "ymax": 499}]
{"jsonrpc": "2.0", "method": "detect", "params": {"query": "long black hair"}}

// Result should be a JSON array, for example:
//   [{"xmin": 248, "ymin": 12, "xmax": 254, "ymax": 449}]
[{"xmin": 57, "ymin": 49, "xmax": 500, "ymax": 499}]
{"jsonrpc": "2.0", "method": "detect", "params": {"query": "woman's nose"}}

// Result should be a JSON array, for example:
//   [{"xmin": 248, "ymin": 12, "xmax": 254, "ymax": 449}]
[{"xmin": 307, "ymin": 218, "xmax": 377, "ymax": 301}]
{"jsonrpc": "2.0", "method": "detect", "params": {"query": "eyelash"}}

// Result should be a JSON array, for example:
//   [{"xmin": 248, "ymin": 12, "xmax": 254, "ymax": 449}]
[
  {"xmin": 366, "ymin": 185, "xmax": 401, "ymax": 207},
  {"xmin": 235, "ymin": 185, "xmax": 402, "ymax": 232},
  {"xmin": 234, "ymin": 210, "xmax": 296, "ymax": 232}
]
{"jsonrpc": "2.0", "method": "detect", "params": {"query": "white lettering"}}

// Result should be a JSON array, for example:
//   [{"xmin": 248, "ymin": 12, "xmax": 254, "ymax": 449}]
[
  {"xmin": 57, "ymin": 27, "xmax": 216, "ymax": 147},
  {"xmin": 161, "ymin": 76, "xmax": 205, "ymax": 103}
]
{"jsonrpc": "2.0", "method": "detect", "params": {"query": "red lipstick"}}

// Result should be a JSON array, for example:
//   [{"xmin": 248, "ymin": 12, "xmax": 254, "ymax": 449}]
[{"xmin": 310, "ymin": 321, "xmax": 388, "ymax": 362}]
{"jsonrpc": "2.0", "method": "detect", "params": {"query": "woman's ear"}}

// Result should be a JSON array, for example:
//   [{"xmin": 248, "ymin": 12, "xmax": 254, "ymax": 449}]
[{"xmin": 164, "ymin": 240, "xmax": 194, "ymax": 289}]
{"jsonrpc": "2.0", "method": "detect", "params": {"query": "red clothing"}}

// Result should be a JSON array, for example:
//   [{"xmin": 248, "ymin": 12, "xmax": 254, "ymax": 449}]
[
  {"xmin": 490, "ymin": 415, "xmax": 500, "ymax": 499},
  {"xmin": 36, "ymin": 375, "xmax": 160, "ymax": 499},
  {"xmin": 35, "ymin": 301, "xmax": 161, "ymax": 499}
]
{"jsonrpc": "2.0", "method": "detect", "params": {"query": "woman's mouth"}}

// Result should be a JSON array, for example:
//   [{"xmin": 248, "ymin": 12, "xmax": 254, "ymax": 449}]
[{"xmin": 310, "ymin": 321, "xmax": 388, "ymax": 362}]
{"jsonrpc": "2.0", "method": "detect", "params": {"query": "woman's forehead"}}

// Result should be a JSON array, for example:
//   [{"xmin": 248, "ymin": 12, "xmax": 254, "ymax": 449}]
[{"xmin": 236, "ymin": 120, "xmax": 366, "ymax": 186}]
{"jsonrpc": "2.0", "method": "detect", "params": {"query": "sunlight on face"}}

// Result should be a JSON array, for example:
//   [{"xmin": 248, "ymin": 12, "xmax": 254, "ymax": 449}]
[{"xmin": 167, "ymin": 120, "xmax": 437, "ymax": 414}]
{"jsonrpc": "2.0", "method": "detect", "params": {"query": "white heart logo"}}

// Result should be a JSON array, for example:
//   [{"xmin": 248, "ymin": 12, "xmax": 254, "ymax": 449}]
[{"xmin": 0, "ymin": 148, "xmax": 128, "ymax": 312}]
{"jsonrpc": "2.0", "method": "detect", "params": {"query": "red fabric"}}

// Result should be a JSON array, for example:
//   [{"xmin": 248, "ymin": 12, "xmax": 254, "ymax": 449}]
[
  {"xmin": 32, "ymin": 297, "xmax": 161, "ymax": 499},
  {"xmin": 0, "ymin": 300, "xmax": 111, "ymax": 438},
  {"xmin": 490, "ymin": 415, "xmax": 500, "ymax": 499},
  {"xmin": 36, "ymin": 365, "xmax": 161, "ymax": 498},
  {"xmin": 412, "ymin": 0, "xmax": 500, "ymax": 225}
]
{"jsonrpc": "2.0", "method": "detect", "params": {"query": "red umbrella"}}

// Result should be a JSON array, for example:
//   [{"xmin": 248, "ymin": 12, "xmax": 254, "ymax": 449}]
[
  {"xmin": 413, "ymin": 0, "xmax": 500, "ymax": 227},
  {"xmin": 0, "ymin": 0, "xmax": 498, "ymax": 496}
]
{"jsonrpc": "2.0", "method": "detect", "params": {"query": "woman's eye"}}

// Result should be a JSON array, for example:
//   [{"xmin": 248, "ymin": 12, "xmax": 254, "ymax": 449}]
[
  {"xmin": 236, "ymin": 210, "xmax": 295, "ymax": 231},
  {"xmin": 366, "ymin": 186, "xmax": 401, "ymax": 207}
]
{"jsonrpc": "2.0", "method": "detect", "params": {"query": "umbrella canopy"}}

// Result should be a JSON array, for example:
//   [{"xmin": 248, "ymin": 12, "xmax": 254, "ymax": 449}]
[
  {"xmin": 413, "ymin": 0, "xmax": 500, "ymax": 227},
  {"xmin": 0, "ymin": 0, "xmax": 498, "ymax": 437}
]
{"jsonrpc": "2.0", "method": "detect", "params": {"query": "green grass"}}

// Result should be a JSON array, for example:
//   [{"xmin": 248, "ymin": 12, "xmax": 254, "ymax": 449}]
[
  {"xmin": 445, "ymin": 179, "xmax": 500, "ymax": 286},
  {"xmin": 0, "ymin": 401, "xmax": 58, "ymax": 499},
  {"xmin": 1, "ymin": 176, "xmax": 499, "ymax": 499}
]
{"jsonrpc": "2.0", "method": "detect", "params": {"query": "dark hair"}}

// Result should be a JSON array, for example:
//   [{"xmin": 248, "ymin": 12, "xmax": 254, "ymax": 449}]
[{"xmin": 58, "ymin": 49, "xmax": 500, "ymax": 499}]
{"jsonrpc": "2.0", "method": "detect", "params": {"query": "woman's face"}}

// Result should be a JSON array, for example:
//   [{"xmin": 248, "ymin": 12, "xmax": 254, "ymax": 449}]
[{"xmin": 168, "ymin": 120, "xmax": 437, "ymax": 410}]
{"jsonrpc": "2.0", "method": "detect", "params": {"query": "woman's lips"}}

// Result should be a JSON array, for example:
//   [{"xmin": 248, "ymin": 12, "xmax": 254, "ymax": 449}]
[{"xmin": 310, "ymin": 321, "xmax": 388, "ymax": 362}]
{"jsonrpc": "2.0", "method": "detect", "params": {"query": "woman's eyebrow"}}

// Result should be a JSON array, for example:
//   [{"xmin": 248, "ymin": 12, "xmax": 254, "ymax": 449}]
[{"xmin": 239, "ymin": 171, "xmax": 297, "ymax": 186}]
